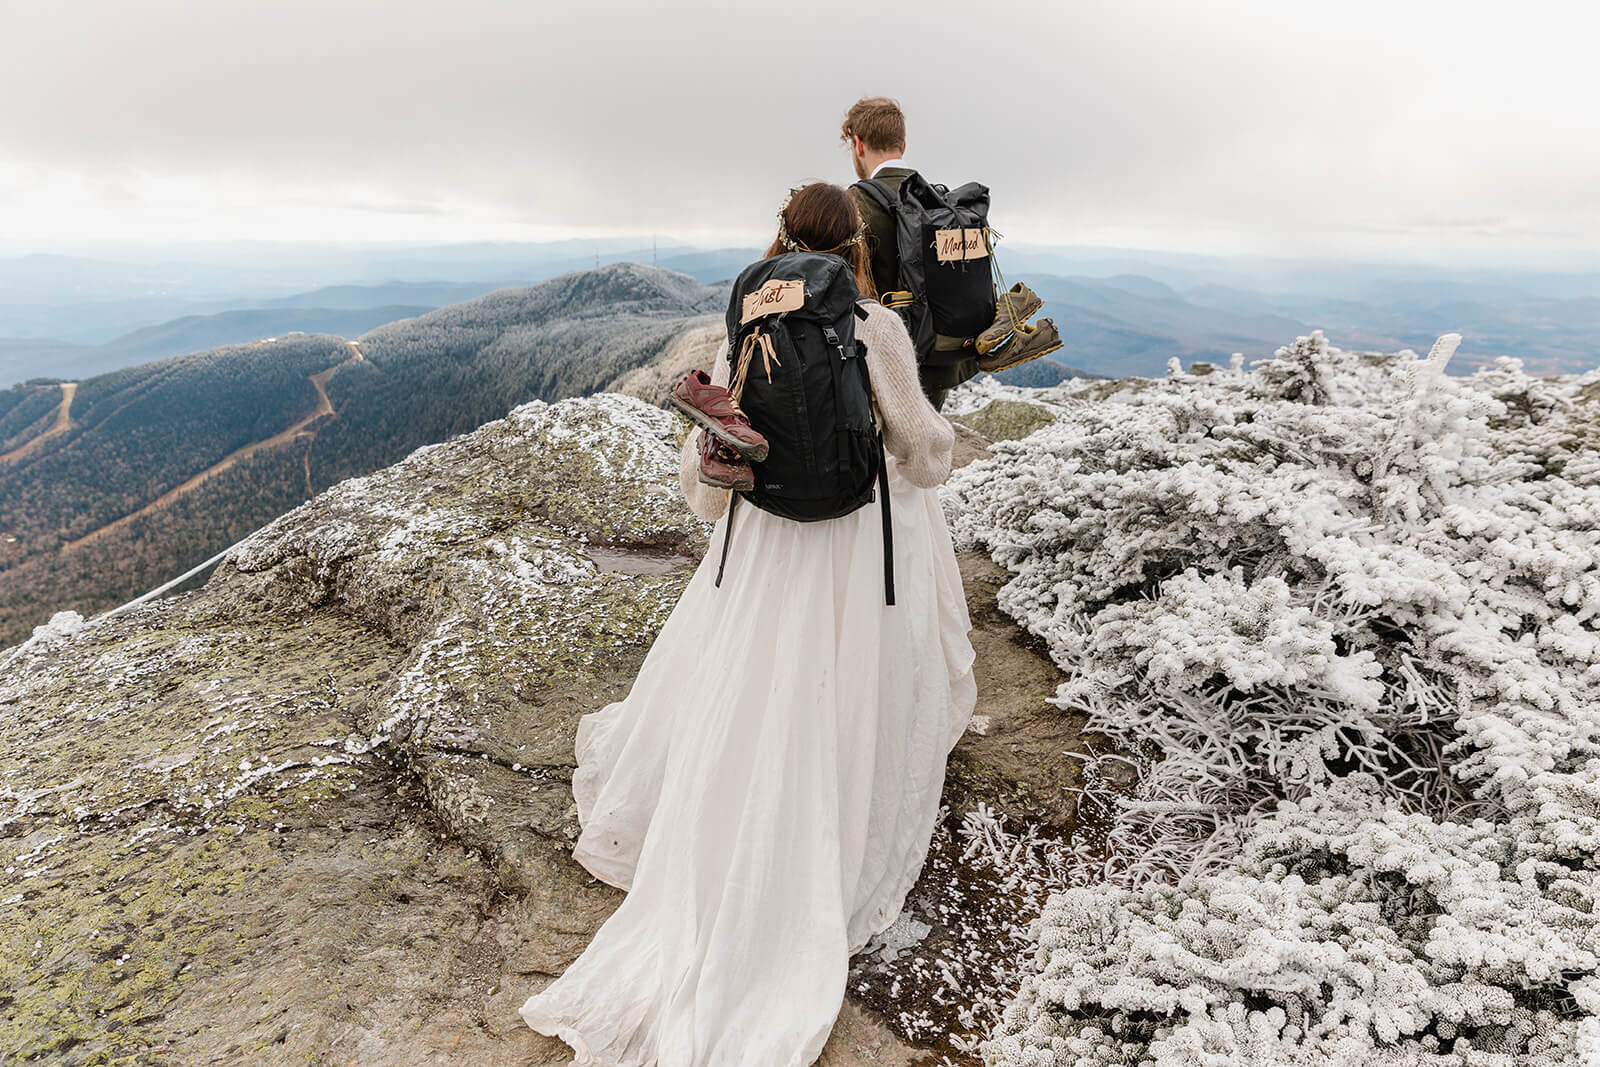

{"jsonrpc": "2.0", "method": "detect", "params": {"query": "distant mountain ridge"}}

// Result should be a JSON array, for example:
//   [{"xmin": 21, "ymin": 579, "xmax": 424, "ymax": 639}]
[
  {"xmin": 5, "ymin": 254, "xmax": 1592, "ymax": 646},
  {"xmin": 0, "ymin": 242, "xmax": 721, "ymax": 344},
  {"xmin": 260, "ymin": 280, "xmax": 525, "ymax": 310},
  {"xmin": 0, "ymin": 305, "xmax": 432, "ymax": 387},
  {"xmin": 1016, "ymin": 273, "xmax": 1316, "ymax": 377},
  {"xmin": 7, "ymin": 238, "xmax": 1596, "ymax": 378}
]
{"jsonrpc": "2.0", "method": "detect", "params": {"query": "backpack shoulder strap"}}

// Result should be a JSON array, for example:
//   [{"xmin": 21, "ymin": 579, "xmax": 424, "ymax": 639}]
[{"xmin": 852, "ymin": 177, "xmax": 897, "ymax": 213}]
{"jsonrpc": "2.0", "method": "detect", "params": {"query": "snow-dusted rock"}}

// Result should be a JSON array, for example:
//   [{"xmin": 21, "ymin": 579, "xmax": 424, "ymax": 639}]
[
  {"xmin": 0, "ymin": 387, "xmax": 1086, "ymax": 1064},
  {"xmin": 0, "ymin": 394, "xmax": 709, "ymax": 1063}
]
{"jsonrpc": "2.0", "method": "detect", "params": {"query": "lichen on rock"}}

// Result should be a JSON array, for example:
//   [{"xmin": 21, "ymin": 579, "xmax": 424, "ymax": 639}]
[
  {"xmin": 0, "ymin": 383, "xmax": 1112, "ymax": 1065},
  {"xmin": 0, "ymin": 392, "xmax": 709, "ymax": 1064}
]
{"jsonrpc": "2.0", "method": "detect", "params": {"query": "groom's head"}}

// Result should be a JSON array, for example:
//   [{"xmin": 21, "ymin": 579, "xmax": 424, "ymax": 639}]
[{"xmin": 841, "ymin": 97, "xmax": 906, "ymax": 181}]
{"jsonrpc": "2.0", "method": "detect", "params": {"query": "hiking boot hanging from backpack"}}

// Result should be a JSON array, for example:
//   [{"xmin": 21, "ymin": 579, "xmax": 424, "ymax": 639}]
[
  {"xmin": 975, "ymin": 281, "xmax": 1044, "ymax": 356},
  {"xmin": 695, "ymin": 430, "xmax": 755, "ymax": 492},
  {"xmin": 669, "ymin": 369, "xmax": 770, "ymax": 462},
  {"xmin": 976, "ymin": 316, "xmax": 1062, "ymax": 373}
]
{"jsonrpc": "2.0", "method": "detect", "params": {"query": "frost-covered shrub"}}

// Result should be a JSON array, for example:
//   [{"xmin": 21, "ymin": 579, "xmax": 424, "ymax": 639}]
[
  {"xmin": 943, "ymin": 335, "xmax": 1600, "ymax": 1065},
  {"xmin": 1251, "ymin": 329, "xmax": 1339, "ymax": 405},
  {"xmin": 986, "ymin": 778, "xmax": 1593, "ymax": 1066}
]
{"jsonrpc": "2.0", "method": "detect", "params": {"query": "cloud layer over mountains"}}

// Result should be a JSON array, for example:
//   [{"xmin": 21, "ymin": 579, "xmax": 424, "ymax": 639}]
[{"xmin": 2, "ymin": 0, "xmax": 1596, "ymax": 260}]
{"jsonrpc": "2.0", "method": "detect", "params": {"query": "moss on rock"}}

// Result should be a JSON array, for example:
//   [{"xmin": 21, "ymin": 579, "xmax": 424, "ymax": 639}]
[
  {"xmin": 0, "ymin": 388, "xmax": 1085, "ymax": 1064},
  {"xmin": 951, "ymin": 399, "xmax": 1059, "ymax": 444}
]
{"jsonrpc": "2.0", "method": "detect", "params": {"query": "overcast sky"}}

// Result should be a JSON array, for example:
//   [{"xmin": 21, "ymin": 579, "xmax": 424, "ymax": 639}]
[{"xmin": 2, "ymin": 0, "xmax": 1597, "ymax": 265}]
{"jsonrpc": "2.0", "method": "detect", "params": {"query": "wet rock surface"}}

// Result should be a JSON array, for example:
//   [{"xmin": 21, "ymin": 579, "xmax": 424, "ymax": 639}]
[
  {"xmin": 1, "ymin": 392, "xmax": 1076, "ymax": 1064},
  {"xmin": 943, "ymin": 552, "xmax": 1087, "ymax": 834}
]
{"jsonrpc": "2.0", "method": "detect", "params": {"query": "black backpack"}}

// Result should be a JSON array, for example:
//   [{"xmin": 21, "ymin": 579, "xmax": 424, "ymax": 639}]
[
  {"xmin": 714, "ymin": 250, "xmax": 895, "ymax": 605},
  {"xmin": 852, "ymin": 173, "xmax": 996, "ymax": 366}
]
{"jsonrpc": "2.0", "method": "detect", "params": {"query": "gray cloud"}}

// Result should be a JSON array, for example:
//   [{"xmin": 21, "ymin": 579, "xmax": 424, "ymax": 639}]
[{"xmin": 2, "ymin": 0, "xmax": 1596, "ymax": 262}]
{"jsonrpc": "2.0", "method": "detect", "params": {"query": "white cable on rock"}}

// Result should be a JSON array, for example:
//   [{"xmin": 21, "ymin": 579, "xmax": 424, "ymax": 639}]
[
  {"xmin": 0, "ymin": 528, "xmax": 267, "ymax": 672},
  {"xmin": 89, "ymin": 530, "xmax": 260, "ymax": 626}
]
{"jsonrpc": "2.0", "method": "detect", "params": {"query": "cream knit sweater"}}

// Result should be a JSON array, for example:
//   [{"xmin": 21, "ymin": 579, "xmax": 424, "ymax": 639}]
[{"xmin": 677, "ymin": 302, "xmax": 956, "ymax": 522}]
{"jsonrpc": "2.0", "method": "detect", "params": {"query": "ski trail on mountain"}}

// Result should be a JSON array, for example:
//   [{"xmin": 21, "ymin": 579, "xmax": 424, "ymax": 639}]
[
  {"xmin": 0, "ymin": 382, "xmax": 76, "ymax": 465},
  {"xmin": 63, "ymin": 345, "xmax": 364, "ymax": 552}
]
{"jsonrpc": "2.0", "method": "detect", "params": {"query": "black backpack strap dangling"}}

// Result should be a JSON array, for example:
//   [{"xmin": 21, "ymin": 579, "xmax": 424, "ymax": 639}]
[
  {"xmin": 854, "ymin": 329, "xmax": 896, "ymax": 607},
  {"xmin": 878, "ymin": 435, "xmax": 895, "ymax": 606},
  {"xmin": 713, "ymin": 332, "xmax": 740, "ymax": 593},
  {"xmin": 714, "ymin": 491, "xmax": 737, "ymax": 588}
]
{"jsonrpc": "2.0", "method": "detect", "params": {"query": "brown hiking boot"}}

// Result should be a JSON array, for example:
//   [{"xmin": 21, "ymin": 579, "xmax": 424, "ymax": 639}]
[
  {"xmin": 696, "ymin": 432, "xmax": 754, "ymax": 491},
  {"xmin": 975, "ymin": 282, "xmax": 1044, "ymax": 356},
  {"xmin": 669, "ymin": 370, "xmax": 770, "ymax": 462},
  {"xmin": 977, "ymin": 316, "xmax": 1062, "ymax": 373}
]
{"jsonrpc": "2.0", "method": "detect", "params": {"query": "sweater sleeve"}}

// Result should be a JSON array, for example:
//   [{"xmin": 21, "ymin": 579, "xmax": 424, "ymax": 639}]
[
  {"xmin": 857, "ymin": 303, "xmax": 955, "ymax": 488},
  {"xmin": 677, "ymin": 340, "xmax": 732, "ymax": 522}
]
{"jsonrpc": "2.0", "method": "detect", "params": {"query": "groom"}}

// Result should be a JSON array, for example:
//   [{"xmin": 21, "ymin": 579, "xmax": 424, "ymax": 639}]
[{"xmin": 841, "ymin": 97, "xmax": 982, "ymax": 412}]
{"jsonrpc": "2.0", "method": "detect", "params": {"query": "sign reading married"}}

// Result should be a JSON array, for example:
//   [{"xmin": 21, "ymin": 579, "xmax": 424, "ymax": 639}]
[
  {"xmin": 933, "ymin": 227, "xmax": 990, "ymax": 262},
  {"xmin": 740, "ymin": 278, "xmax": 806, "ymax": 324}
]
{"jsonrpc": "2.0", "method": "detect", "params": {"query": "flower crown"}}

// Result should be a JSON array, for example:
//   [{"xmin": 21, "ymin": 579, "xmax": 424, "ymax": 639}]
[{"xmin": 775, "ymin": 187, "xmax": 868, "ymax": 256}]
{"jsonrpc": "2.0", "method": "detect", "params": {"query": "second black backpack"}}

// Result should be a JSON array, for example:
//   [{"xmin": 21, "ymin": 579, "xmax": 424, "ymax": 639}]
[
  {"xmin": 715, "ymin": 250, "xmax": 895, "ymax": 604},
  {"xmin": 853, "ymin": 172, "xmax": 996, "ymax": 366}
]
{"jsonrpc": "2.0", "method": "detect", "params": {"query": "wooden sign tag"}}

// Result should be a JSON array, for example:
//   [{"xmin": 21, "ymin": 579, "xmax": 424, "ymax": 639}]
[
  {"xmin": 933, "ymin": 228, "xmax": 990, "ymax": 262},
  {"xmin": 740, "ymin": 278, "xmax": 805, "ymax": 324}
]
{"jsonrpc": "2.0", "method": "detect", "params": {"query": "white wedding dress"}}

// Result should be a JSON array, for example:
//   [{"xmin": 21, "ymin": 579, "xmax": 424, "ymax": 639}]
[{"xmin": 519, "ymin": 449, "xmax": 977, "ymax": 1066}]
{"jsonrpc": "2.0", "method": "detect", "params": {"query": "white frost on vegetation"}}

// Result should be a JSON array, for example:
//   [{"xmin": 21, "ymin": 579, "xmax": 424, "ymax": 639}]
[{"xmin": 942, "ymin": 333, "xmax": 1600, "ymax": 1065}]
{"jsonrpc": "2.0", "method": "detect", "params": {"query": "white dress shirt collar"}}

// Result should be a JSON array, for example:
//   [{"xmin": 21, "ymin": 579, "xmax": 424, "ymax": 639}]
[{"xmin": 870, "ymin": 158, "xmax": 907, "ymax": 178}]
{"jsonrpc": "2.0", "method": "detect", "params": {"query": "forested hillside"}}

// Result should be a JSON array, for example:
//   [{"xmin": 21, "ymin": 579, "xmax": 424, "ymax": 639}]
[
  {"xmin": 2, "ymin": 339, "xmax": 338, "ymax": 550},
  {"xmin": 0, "ymin": 336, "xmax": 349, "ymax": 641},
  {"xmin": 0, "ymin": 264, "xmax": 721, "ymax": 645},
  {"xmin": 310, "ymin": 263, "xmax": 721, "ymax": 485},
  {"xmin": 0, "ymin": 386, "xmax": 66, "ymax": 448}
]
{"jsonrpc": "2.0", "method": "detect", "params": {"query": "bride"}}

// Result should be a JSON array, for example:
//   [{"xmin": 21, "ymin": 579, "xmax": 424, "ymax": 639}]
[{"xmin": 519, "ymin": 181, "xmax": 977, "ymax": 1066}]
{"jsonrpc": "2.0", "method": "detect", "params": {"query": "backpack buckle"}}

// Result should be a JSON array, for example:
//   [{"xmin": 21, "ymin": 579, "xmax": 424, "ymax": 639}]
[{"xmin": 823, "ymin": 326, "xmax": 845, "ymax": 360}]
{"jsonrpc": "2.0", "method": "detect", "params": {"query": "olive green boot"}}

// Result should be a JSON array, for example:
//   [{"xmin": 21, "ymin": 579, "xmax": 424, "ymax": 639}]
[
  {"xmin": 975, "ymin": 282, "xmax": 1044, "ymax": 356},
  {"xmin": 977, "ymin": 316, "xmax": 1061, "ymax": 373}
]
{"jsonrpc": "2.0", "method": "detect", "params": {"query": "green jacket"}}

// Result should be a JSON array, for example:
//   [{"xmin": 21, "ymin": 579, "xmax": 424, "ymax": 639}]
[
  {"xmin": 848, "ymin": 168, "xmax": 980, "ymax": 393},
  {"xmin": 848, "ymin": 166, "xmax": 914, "ymax": 302}
]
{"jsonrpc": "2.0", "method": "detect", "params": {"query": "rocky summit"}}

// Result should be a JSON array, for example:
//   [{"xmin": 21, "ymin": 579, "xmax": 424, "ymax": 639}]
[{"xmin": 1, "ymin": 390, "xmax": 1077, "ymax": 1065}]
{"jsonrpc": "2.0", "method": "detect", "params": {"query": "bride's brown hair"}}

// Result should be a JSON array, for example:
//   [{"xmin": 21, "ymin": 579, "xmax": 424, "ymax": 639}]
[{"xmin": 763, "ymin": 183, "xmax": 878, "ymax": 301}]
